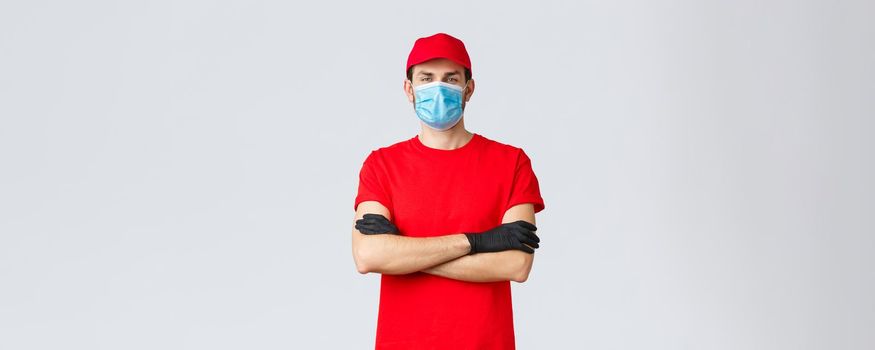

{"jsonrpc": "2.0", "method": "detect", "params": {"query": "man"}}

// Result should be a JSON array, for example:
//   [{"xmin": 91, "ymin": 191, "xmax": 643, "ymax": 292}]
[{"xmin": 351, "ymin": 32, "xmax": 546, "ymax": 350}]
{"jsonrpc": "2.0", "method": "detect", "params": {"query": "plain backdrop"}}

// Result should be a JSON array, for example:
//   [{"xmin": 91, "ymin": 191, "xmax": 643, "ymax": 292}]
[{"xmin": 1, "ymin": 1, "xmax": 873, "ymax": 349}]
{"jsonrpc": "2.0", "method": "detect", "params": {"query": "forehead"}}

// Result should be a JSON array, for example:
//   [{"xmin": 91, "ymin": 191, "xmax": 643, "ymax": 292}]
[{"xmin": 412, "ymin": 58, "xmax": 465, "ymax": 75}]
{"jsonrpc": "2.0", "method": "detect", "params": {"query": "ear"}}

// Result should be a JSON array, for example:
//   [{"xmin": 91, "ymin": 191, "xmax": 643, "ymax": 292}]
[
  {"xmin": 403, "ymin": 79, "xmax": 415, "ymax": 103},
  {"xmin": 463, "ymin": 79, "xmax": 475, "ymax": 102}
]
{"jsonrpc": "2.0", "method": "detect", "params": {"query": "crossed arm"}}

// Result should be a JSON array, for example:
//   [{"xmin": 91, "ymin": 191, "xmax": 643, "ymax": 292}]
[{"xmin": 351, "ymin": 200, "xmax": 537, "ymax": 283}]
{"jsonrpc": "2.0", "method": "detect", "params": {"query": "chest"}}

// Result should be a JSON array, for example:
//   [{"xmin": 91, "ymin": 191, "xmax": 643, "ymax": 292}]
[{"xmin": 384, "ymin": 153, "xmax": 515, "ymax": 237}]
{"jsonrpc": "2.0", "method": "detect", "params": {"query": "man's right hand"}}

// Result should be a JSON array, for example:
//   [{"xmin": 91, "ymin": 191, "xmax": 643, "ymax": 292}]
[
  {"xmin": 355, "ymin": 213, "xmax": 399, "ymax": 235},
  {"xmin": 464, "ymin": 220, "xmax": 540, "ymax": 255}
]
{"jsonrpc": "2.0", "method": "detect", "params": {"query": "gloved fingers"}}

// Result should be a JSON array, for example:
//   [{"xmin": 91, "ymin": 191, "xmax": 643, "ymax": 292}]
[
  {"xmin": 528, "ymin": 231, "xmax": 541, "ymax": 243},
  {"xmin": 514, "ymin": 228, "xmax": 540, "ymax": 243},
  {"xmin": 357, "ymin": 220, "xmax": 385, "ymax": 229},
  {"xmin": 513, "ymin": 220, "xmax": 537, "ymax": 232},
  {"xmin": 520, "ymin": 236, "xmax": 540, "ymax": 248},
  {"xmin": 380, "ymin": 221, "xmax": 398, "ymax": 231},
  {"xmin": 356, "ymin": 225, "xmax": 383, "ymax": 234},
  {"xmin": 359, "ymin": 215, "xmax": 395, "ymax": 231},
  {"xmin": 517, "ymin": 244, "xmax": 535, "ymax": 254},
  {"xmin": 356, "ymin": 221, "xmax": 389, "ymax": 234},
  {"xmin": 355, "ymin": 221, "xmax": 374, "ymax": 230},
  {"xmin": 357, "ymin": 216, "xmax": 393, "ymax": 226},
  {"xmin": 504, "ymin": 220, "xmax": 536, "ymax": 231},
  {"xmin": 511, "ymin": 230, "xmax": 540, "ymax": 248},
  {"xmin": 359, "ymin": 222, "xmax": 399, "ymax": 234},
  {"xmin": 502, "ymin": 220, "xmax": 528, "ymax": 229},
  {"xmin": 360, "ymin": 228, "xmax": 397, "ymax": 235},
  {"xmin": 355, "ymin": 218, "xmax": 378, "ymax": 227},
  {"xmin": 357, "ymin": 227, "xmax": 386, "ymax": 234},
  {"xmin": 362, "ymin": 213, "xmax": 391, "ymax": 223}
]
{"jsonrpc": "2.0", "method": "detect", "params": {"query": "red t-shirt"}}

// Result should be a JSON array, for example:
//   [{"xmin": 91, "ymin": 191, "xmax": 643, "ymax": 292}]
[{"xmin": 354, "ymin": 132, "xmax": 545, "ymax": 350}]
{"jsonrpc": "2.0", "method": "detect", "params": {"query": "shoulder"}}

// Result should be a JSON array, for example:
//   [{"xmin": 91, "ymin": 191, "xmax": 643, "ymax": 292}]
[
  {"xmin": 477, "ymin": 133, "xmax": 527, "ymax": 159},
  {"xmin": 479, "ymin": 133, "xmax": 517, "ymax": 149},
  {"xmin": 361, "ymin": 136, "xmax": 416, "ymax": 164}
]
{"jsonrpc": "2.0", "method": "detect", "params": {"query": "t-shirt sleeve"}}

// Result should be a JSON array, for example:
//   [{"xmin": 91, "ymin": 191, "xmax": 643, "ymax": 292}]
[
  {"xmin": 505, "ymin": 148, "xmax": 545, "ymax": 214},
  {"xmin": 354, "ymin": 150, "xmax": 393, "ymax": 212}
]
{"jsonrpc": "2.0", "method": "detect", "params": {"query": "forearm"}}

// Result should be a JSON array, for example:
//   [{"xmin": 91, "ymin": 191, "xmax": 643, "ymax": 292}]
[
  {"xmin": 421, "ymin": 249, "xmax": 532, "ymax": 283},
  {"xmin": 355, "ymin": 232, "xmax": 471, "ymax": 275},
  {"xmin": 421, "ymin": 201, "xmax": 539, "ymax": 283}
]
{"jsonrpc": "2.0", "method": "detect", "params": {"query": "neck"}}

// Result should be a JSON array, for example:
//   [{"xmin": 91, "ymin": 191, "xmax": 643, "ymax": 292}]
[{"xmin": 418, "ymin": 120, "xmax": 473, "ymax": 150}]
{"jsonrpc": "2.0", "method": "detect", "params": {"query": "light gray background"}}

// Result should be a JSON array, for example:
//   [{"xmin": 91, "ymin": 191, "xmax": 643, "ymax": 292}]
[{"xmin": 1, "ymin": 1, "xmax": 873, "ymax": 349}]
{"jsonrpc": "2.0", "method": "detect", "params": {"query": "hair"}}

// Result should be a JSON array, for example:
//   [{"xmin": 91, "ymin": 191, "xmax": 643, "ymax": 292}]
[{"xmin": 407, "ymin": 66, "xmax": 472, "ymax": 83}]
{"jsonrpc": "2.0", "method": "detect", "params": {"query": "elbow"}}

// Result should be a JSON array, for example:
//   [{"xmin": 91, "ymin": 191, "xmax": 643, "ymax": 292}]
[
  {"xmin": 510, "ymin": 252, "xmax": 534, "ymax": 283},
  {"xmin": 354, "ymin": 251, "xmax": 370, "ymax": 274},
  {"xmin": 355, "ymin": 261, "xmax": 371, "ymax": 274},
  {"xmin": 511, "ymin": 270, "xmax": 530, "ymax": 283},
  {"xmin": 353, "ymin": 240, "xmax": 381, "ymax": 274},
  {"xmin": 353, "ymin": 247, "xmax": 373, "ymax": 274}
]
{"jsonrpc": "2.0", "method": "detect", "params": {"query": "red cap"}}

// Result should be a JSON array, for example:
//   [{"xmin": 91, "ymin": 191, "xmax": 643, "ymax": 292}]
[{"xmin": 406, "ymin": 33, "xmax": 472, "ymax": 76}]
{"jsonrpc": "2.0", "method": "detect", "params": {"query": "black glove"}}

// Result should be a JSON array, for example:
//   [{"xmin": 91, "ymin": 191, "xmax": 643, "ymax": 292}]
[
  {"xmin": 464, "ymin": 220, "xmax": 540, "ymax": 254},
  {"xmin": 355, "ymin": 213, "xmax": 399, "ymax": 235}
]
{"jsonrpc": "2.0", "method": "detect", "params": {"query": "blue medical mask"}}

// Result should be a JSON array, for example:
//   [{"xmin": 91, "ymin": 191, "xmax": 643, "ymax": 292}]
[{"xmin": 412, "ymin": 81, "xmax": 468, "ymax": 131}]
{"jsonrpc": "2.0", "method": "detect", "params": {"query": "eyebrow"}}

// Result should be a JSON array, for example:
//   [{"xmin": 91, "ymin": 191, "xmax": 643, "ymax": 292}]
[{"xmin": 416, "ymin": 70, "xmax": 461, "ymax": 77}]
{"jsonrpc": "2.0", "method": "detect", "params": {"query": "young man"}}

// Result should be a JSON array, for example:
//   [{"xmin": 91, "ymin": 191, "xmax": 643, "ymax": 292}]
[{"xmin": 351, "ymin": 32, "xmax": 546, "ymax": 350}]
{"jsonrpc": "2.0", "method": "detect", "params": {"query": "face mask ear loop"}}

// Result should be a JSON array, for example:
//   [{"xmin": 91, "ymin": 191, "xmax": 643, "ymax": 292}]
[
  {"xmin": 409, "ymin": 79, "xmax": 420, "ymax": 105},
  {"xmin": 460, "ymin": 79, "xmax": 471, "ymax": 111}
]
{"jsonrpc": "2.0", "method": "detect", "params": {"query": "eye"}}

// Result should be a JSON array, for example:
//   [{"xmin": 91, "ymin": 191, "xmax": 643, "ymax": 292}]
[
  {"xmin": 447, "ymin": 77, "xmax": 458, "ymax": 83},
  {"xmin": 420, "ymin": 77, "xmax": 431, "ymax": 82}
]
